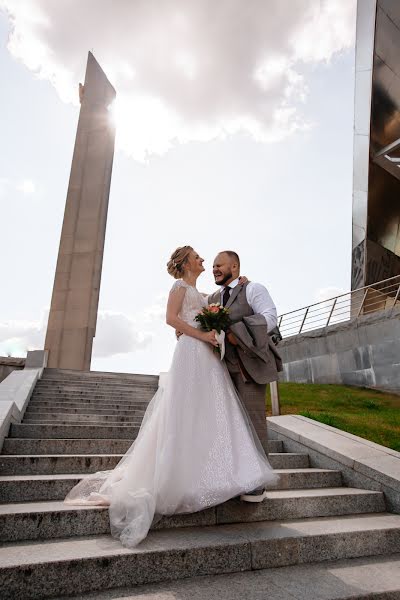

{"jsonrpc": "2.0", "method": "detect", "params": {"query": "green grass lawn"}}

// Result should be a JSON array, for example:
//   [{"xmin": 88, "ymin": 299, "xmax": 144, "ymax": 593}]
[{"xmin": 266, "ymin": 383, "xmax": 400, "ymax": 452}]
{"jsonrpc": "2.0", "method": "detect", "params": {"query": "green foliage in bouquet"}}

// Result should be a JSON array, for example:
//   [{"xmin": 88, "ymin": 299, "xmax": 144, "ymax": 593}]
[{"xmin": 194, "ymin": 303, "xmax": 231, "ymax": 334}]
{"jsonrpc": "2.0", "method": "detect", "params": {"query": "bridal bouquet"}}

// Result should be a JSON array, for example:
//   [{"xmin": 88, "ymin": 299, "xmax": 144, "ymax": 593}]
[{"xmin": 195, "ymin": 303, "xmax": 231, "ymax": 358}]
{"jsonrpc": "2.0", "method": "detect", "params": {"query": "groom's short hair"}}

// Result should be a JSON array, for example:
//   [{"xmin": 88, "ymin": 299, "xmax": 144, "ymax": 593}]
[{"xmin": 221, "ymin": 250, "xmax": 240, "ymax": 267}]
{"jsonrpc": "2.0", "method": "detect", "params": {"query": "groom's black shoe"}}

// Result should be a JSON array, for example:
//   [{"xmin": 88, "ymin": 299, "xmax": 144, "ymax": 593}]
[{"xmin": 240, "ymin": 488, "xmax": 267, "ymax": 503}]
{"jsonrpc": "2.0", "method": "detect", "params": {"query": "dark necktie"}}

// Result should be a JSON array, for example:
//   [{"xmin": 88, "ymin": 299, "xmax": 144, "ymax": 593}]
[{"xmin": 222, "ymin": 286, "xmax": 231, "ymax": 307}]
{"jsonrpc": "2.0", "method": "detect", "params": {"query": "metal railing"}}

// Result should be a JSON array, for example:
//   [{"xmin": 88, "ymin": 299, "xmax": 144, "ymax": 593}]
[{"xmin": 277, "ymin": 274, "xmax": 400, "ymax": 339}]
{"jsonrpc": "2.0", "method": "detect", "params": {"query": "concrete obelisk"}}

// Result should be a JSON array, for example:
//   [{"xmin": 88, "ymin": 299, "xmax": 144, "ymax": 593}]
[{"xmin": 44, "ymin": 52, "xmax": 116, "ymax": 371}]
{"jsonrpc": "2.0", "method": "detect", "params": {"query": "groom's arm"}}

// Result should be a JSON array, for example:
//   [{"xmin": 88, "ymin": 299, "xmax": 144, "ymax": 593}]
[{"xmin": 246, "ymin": 283, "xmax": 277, "ymax": 333}]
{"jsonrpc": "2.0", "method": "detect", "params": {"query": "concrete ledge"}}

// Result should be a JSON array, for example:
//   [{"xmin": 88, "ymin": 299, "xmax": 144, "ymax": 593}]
[
  {"xmin": 25, "ymin": 350, "xmax": 48, "ymax": 369},
  {"xmin": 268, "ymin": 415, "xmax": 400, "ymax": 512},
  {"xmin": 0, "ymin": 351, "xmax": 47, "ymax": 451}
]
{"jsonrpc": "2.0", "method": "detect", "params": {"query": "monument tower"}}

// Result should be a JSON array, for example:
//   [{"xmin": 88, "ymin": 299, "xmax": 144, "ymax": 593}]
[{"xmin": 44, "ymin": 52, "xmax": 116, "ymax": 371}]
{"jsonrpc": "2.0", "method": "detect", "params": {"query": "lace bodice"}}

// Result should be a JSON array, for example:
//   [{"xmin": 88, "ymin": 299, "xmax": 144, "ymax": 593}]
[{"xmin": 170, "ymin": 280, "xmax": 207, "ymax": 325}]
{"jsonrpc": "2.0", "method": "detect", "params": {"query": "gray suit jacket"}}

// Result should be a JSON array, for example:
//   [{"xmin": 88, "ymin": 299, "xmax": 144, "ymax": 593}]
[
  {"xmin": 230, "ymin": 314, "xmax": 283, "ymax": 384},
  {"xmin": 209, "ymin": 287, "xmax": 282, "ymax": 385}
]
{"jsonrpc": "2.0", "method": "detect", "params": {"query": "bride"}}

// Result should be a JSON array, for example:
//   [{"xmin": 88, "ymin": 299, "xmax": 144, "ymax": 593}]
[{"xmin": 65, "ymin": 245, "xmax": 278, "ymax": 547}]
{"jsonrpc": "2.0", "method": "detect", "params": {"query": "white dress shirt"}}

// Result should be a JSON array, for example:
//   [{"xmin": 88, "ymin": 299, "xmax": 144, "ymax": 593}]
[{"xmin": 220, "ymin": 278, "xmax": 277, "ymax": 333}]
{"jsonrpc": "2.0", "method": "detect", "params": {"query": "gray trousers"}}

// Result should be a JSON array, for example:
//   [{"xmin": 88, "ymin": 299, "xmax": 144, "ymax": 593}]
[{"xmin": 229, "ymin": 372, "xmax": 268, "ymax": 455}]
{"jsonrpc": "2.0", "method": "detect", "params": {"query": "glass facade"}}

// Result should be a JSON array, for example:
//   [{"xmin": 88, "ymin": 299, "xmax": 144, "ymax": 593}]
[{"xmin": 352, "ymin": 0, "xmax": 400, "ymax": 291}]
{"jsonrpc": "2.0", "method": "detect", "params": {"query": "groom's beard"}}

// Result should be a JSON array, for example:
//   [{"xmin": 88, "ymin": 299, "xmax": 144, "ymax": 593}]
[{"xmin": 214, "ymin": 271, "xmax": 233, "ymax": 286}]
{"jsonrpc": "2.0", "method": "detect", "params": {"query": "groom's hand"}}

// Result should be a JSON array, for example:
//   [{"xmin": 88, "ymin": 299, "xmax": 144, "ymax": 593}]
[
  {"xmin": 227, "ymin": 331, "xmax": 239, "ymax": 346},
  {"xmin": 175, "ymin": 330, "xmax": 183, "ymax": 340}
]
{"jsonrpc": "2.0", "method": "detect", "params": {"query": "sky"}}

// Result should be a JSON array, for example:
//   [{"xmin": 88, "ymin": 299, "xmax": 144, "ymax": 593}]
[{"xmin": 0, "ymin": 0, "xmax": 357, "ymax": 374}]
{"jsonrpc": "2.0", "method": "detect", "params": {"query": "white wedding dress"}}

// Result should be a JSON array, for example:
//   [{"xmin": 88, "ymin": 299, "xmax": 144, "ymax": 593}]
[{"xmin": 65, "ymin": 280, "xmax": 278, "ymax": 547}]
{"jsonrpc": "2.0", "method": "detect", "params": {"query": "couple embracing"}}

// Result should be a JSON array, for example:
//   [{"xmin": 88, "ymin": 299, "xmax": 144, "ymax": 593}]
[{"xmin": 65, "ymin": 246, "xmax": 282, "ymax": 548}]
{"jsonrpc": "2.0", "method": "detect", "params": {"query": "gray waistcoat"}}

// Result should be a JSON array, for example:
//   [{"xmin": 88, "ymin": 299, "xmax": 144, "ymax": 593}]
[{"xmin": 209, "ymin": 283, "xmax": 253, "ymax": 372}]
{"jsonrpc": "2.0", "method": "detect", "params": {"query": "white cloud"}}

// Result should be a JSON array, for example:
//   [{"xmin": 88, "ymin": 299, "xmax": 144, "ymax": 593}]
[
  {"xmin": 0, "ymin": 178, "xmax": 37, "ymax": 197},
  {"xmin": 16, "ymin": 179, "xmax": 36, "ymax": 194},
  {"xmin": 0, "ymin": 317, "xmax": 46, "ymax": 356},
  {"xmin": 92, "ymin": 311, "xmax": 153, "ymax": 358},
  {"xmin": 1, "ymin": 0, "xmax": 356, "ymax": 160},
  {"xmin": 0, "ymin": 310, "xmax": 153, "ymax": 358},
  {"xmin": 292, "ymin": 0, "xmax": 356, "ymax": 63},
  {"xmin": 142, "ymin": 294, "xmax": 168, "ymax": 323},
  {"xmin": 0, "ymin": 177, "xmax": 10, "ymax": 198}
]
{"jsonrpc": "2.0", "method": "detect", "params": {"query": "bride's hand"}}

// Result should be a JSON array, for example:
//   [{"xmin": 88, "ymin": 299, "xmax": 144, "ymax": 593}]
[
  {"xmin": 202, "ymin": 330, "xmax": 219, "ymax": 347},
  {"xmin": 238, "ymin": 276, "xmax": 250, "ymax": 285}
]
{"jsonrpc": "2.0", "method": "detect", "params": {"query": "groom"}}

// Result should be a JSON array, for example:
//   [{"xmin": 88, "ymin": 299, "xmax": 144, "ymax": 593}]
[{"xmin": 209, "ymin": 250, "xmax": 282, "ymax": 502}]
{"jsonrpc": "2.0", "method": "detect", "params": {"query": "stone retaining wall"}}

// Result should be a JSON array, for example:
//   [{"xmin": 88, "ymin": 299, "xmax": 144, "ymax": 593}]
[{"xmin": 278, "ymin": 306, "xmax": 400, "ymax": 392}]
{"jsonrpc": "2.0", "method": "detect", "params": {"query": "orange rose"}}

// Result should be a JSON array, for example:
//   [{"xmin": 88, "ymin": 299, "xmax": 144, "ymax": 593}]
[{"xmin": 209, "ymin": 305, "xmax": 220, "ymax": 313}]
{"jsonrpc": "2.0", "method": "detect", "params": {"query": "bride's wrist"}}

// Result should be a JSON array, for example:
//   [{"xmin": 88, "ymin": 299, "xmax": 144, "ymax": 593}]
[{"xmin": 199, "ymin": 330, "xmax": 207, "ymax": 341}]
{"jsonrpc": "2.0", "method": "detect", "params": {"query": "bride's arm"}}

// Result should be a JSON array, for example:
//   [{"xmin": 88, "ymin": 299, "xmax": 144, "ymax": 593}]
[{"xmin": 166, "ymin": 288, "xmax": 218, "ymax": 346}]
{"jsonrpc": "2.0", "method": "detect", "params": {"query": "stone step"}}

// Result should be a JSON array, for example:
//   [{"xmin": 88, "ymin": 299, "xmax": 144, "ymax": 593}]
[
  {"xmin": 34, "ymin": 381, "xmax": 156, "ymax": 389},
  {"xmin": 41, "ymin": 370, "xmax": 158, "ymax": 384},
  {"xmin": 28, "ymin": 400, "xmax": 151, "ymax": 409},
  {"xmin": 21, "ymin": 421, "xmax": 141, "ymax": 428},
  {"xmin": 25, "ymin": 406, "xmax": 147, "ymax": 417},
  {"xmin": 0, "ymin": 488, "xmax": 386, "ymax": 543},
  {"xmin": 0, "ymin": 469, "xmax": 342, "ymax": 502},
  {"xmin": 10, "ymin": 423, "xmax": 141, "ymax": 439},
  {"xmin": 1, "ymin": 513, "xmax": 399, "ymax": 599},
  {"xmin": 55, "ymin": 554, "xmax": 400, "ymax": 600},
  {"xmin": 0, "ymin": 453, "xmax": 308, "ymax": 476},
  {"xmin": 1, "ymin": 437, "xmax": 285, "ymax": 455},
  {"xmin": 22, "ymin": 419, "xmax": 141, "ymax": 428},
  {"xmin": 37, "ymin": 378, "xmax": 157, "ymax": 385},
  {"xmin": 0, "ymin": 454, "xmax": 121, "ymax": 475},
  {"xmin": 23, "ymin": 413, "xmax": 143, "ymax": 424},
  {"xmin": 35, "ymin": 382, "xmax": 158, "ymax": 392},
  {"xmin": 31, "ymin": 392, "xmax": 155, "ymax": 401},
  {"xmin": 42, "ymin": 368, "xmax": 158, "ymax": 378},
  {"xmin": 27, "ymin": 399, "xmax": 150, "ymax": 410},
  {"xmin": 30, "ymin": 395, "xmax": 152, "ymax": 405},
  {"xmin": 33, "ymin": 388, "xmax": 155, "ymax": 397},
  {"xmin": 38, "ymin": 382, "xmax": 157, "ymax": 389},
  {"xmin": 39, "ymin": 379, "xmax": 158, "ymax": 386},
  {"xmin": 37, "ymin": 377, "xmax": 157, "ymax": 384},
  {"xmin": 35, "ymin": 387, "xmax": 152, "ymax": 395},
  {"xmin": 31, "ymin": 390, "xmax": 154, "ymax": 400}
]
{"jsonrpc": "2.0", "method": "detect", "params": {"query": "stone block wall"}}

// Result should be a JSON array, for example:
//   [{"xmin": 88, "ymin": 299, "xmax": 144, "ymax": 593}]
[
  {"xmin": 278, "ymin": 307, "xmax": 400, "ymax": 392},
  {"xmin": 0, "ymin": 357, "xmax": 25, "ymax": 384}
]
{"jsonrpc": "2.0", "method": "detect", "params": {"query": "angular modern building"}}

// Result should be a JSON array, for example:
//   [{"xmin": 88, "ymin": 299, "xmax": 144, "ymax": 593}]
[{"xmin": 352, "ymin": 0, "xmax": 400, "ymax": 291}]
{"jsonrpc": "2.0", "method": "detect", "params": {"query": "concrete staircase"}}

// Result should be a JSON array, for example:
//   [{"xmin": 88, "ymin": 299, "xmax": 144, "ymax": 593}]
[{"xmin": 0, "ymin": 368, "xmax": 399, "ymax": 599}]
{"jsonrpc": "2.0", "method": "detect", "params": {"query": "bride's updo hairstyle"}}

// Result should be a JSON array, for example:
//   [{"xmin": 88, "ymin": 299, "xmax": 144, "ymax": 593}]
[{"xmin": 167, "ymin": 245, "xmax": 193, "ymax": 279}]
